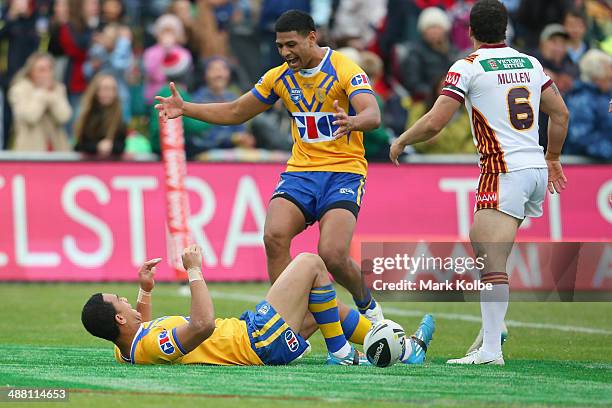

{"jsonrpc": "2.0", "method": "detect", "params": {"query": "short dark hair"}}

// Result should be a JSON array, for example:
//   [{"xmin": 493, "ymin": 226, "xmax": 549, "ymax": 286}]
[
  {"xmin": 274, "ymin": 10, "xmax": 315, "ymax": 35},
  {"xmin": 470, "ymin": 0, "xmax": 508, "ymax": 44},
  {"xmin": 564, "ymin": 9, "xmax": 587, "ymax": 24},
  {"xmin": 81, "ymin": 293, "xmax": 119, "ymax": 342}
]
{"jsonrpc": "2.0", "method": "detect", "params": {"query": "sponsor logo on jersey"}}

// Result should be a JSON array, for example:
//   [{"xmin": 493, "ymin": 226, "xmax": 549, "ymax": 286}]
[
  {"xmin": 284, "ymin": 330, "xmax": 300, "ymax": 352},
  {"xmin": 257, "ymin": 303, "xmax": 270, "ymax": 315},
  {"xmin": 476, "ymin": 192, "xmax": 498, "ymax": 204},
  {"xmin": 350, "ymin": 73, "xmax": 370, "ymax": 86},
  {"xmin": 158, "ymin": 331, "xmax": 175, "ymax": 355},
  {"xmin": 339, "ymin": 188, "xmax": 355, "ymax": 195},
  {"xmin": 293, "ymin": 112, "xmax": 340, "ymax": 143},
  {"xmin": 464, "ymin": 53, "xmax": 478, "ymax": 63},
  {"xmin": 315, "ymin": 88, "xmax": 326, "ymax": 103},
  {"xmin": 480, "ymin": 57, "xmax": 534, "ymax": 72},
  {"xmin": 445, "ymin": 72, "xmax": 461, "ymax": 86},
  {"xmin": 290, "ymin": 88, "xmax": 303, "ymax": 104}
]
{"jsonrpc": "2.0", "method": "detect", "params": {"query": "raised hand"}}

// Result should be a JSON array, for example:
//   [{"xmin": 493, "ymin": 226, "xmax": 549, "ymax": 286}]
[
  {"xmin": 138, "ymin": 258, "xmax": 162, "ymax": 292},
  {"xmin": 154, "ymin": 82, "xmax": 184, "ymax": 122},
  {"xmin": 181, "ymin": 245, "xmax": 203, "ymax": 271}
]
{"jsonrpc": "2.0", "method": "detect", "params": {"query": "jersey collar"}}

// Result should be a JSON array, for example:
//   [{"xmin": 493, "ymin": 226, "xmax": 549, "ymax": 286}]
[
  {"xmin": 299, "ymin": 47, "xmax": 331, "ymax": 77},
  {"xmin": 128, "ymin": 324, "xmax": 144, "ymax": 364},
  {"xmin": 478, "ymin": 43, "xmax": 507, "ymax": 49}
]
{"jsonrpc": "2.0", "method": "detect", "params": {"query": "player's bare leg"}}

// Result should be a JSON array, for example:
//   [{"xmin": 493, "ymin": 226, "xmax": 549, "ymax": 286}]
[
  {"xmin": 265, "ymin": 253, "xmax": 325, "ymax": 332},
  {"xmin": 318, "ymin": 209, "xmax": 384, "ymax": 322},
  {"xmin": 263, "ymin": 198, "xmax": 307, "ymax": 283},
  {"xmin": 266, "ymin": 253, "xmax": 365, "ymax": 364},
  {"xmin": 263, "ymin": 198, "xmax": 320, "ymax": 338},
  {"xmin": 448, "ymin": 209, "xmax": 520, "ymax": 365}
]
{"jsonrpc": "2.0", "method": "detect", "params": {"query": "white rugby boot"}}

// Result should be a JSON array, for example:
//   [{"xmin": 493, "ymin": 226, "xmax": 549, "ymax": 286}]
[{"xmin": 446, "ymin": 348, "xmax": 505, "ymax": 365}]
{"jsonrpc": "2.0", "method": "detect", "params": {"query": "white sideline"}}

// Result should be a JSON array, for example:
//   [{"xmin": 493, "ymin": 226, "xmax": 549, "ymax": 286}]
[{"xmin": 208, "ymin": 290, "xmax": 612, "ymax": 336}]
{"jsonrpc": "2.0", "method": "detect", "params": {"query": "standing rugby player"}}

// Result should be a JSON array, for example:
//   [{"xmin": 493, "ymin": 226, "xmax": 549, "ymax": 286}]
[
  {"xmin": 390, "ymin": 0, "xmax": 569, "ymax": 365},
  {"xmin": 155, "ymin": 10, "xmax": 385, "ymax": 340}
]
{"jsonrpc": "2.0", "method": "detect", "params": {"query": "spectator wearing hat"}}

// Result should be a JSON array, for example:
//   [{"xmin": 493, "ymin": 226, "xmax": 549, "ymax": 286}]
[
  {"xmin": 148, "ymin": 47, "xmax": 211, "ymax": 156},
  {"xmin": 142, "ymin": 13, "xmax": 191, "ymax": 105},
  {"xmin": 534, "ymin": 23, "xmax": 580, "ymax": 150},
  {"xmin": 564, "ymin": 49, "xmax": 612, "ymax": 161},
  {"xmin": 534, "ymin": 23, "xmax": 579, "ymax": 95},
  {"xmin": 189, "ymin": 57, "xmax": 255, "ymax": 156},
  {"xmin": 401, "ymin": 7, "xmax": 457, "ymax": 102}
]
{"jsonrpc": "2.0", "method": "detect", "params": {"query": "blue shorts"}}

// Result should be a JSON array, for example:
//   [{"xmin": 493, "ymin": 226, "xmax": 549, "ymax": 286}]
[
  {"xmin": 271, "ymin": 171, "xmax": 366, "ymax": 226},
  {"xmin": 240, "ymin": 301, "xmax": 309, "ymax": 366}
]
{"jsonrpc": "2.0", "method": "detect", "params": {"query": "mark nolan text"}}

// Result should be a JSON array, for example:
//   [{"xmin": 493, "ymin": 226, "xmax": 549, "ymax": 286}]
[{"xmin": 373, "ymin": 279, "xmax": 493, "ymax": 291}]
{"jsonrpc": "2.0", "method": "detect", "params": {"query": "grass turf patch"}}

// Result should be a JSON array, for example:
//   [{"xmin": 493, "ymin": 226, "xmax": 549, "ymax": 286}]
[
  {"xmin": 1, "ymin": 283, "xmax": 611, "ymax": 407},
  {"xmin": 1, "ymin": 345, "xmax": 611, "ymax": 407}
]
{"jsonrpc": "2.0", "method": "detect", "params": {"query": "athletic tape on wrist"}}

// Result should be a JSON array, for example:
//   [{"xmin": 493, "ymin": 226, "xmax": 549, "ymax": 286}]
[
  {"xmin": 187, "ymin": 267, "xmax": 203, "ymax": 283},
  {"xmin": 137, "ymin": 288, "xmax": 151, "ymax": 304}
]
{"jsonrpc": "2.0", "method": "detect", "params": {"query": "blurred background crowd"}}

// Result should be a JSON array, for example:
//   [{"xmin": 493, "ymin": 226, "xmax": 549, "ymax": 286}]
[{"xmin": 0, "ymin": 0, "xmax": 610, "ymax": 162}]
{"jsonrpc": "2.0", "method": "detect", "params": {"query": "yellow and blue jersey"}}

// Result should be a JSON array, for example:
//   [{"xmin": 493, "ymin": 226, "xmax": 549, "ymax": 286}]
[
  {"xmin": 114, "ymin": 302, "xmax": 309, "ymax": 366},
  {"xmin": 251, "ymin": 48, "xmax": 374, "ymax": 176},
  {"xmin": 114, "ymin": 316, "xmax": 263, "ymax": 366}
]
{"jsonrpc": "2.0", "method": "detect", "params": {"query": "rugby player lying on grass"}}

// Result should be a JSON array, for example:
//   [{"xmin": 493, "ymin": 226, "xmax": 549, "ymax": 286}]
[{"xmin": 82, "ymin": 245, "xmax": 434, "ymax": 366}]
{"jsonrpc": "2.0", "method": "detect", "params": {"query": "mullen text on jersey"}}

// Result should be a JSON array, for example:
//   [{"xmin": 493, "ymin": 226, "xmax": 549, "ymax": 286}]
[{"xmin": 497, "ymin": 71, "xmax": 531, "ymax": 85}]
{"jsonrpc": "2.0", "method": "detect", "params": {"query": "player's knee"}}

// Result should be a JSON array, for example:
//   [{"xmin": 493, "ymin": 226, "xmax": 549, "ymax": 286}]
[
  {"xmin": 318, "ymin": 245, "xmax": 349, "ymax": 272},
  {"xmin": 263, "ymin": 228, "xmax": 291, "ymax": 255},
  {"xmin": 294, "ymin": 253, "xmax": 327, "ymax": 276}
]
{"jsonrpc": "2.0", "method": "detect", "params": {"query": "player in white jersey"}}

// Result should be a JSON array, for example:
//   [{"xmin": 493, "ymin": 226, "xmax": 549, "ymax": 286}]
[{"xmin": 390, "ymin": 0, "xmax": 569, "ymax": 365}]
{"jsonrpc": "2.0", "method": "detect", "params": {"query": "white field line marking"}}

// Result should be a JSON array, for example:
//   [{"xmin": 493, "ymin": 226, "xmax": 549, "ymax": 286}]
[{"xmin": 207, "ymin": 290, "xmax": 612, "ymax": 336}]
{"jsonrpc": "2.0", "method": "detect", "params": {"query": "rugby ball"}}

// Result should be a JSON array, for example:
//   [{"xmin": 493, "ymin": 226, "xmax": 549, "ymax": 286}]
[{"xmin": 363, "ymin": 319, "xmax": 406, "ymax": 367}]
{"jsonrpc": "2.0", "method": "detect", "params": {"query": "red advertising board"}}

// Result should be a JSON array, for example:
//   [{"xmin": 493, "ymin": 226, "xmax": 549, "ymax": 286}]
[{"xmin": 0, "ymin": 162, "xmax": 609, "ymax": 285}]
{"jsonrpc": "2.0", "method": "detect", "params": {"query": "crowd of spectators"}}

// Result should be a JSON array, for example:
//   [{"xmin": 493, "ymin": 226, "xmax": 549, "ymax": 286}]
[{"xmin": 0, "ymin": 0, "xmax": 610, "ymax": 161}]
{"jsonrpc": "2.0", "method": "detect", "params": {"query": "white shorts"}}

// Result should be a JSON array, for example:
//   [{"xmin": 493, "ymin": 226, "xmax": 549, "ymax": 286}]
[{"xmin": 475, "ymin": 168, "xmax": 547, "ymax": 220}]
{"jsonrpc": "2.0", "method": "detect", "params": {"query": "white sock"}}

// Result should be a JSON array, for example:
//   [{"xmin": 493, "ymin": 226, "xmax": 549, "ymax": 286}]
[
  {"xmin": 480, "ymin": 283, "xmax": 509, "ymax": 355},
  {"xmin": 332, "ymin": 342, "xmax": 352, "ymax": 359}
]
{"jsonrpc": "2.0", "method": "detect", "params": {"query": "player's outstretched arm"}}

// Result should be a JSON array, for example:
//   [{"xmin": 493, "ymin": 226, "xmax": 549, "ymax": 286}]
[
  {"xmin": 540, "ymin": 83, "xmax": 569, "ymax": 194},
  {"xmin": 155, "ymin": 82, "xmax": 270, "ymax": 125},
  {"xmin": 173, "ymin": 245, "xmax": 216, "ymax": 354},
  {"xmin": 136, "ymin": 257, "xmax": 162, "ymax": 322},
  {"xmin": 332, "ymin": 93, "xmax": 381, "ymax": 138},
  {"xmin": 389, "ymin": 95, "xmax": 461, "ymax": 165}
]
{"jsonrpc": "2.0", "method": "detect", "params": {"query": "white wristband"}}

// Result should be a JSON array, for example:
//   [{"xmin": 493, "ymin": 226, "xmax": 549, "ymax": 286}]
[
  {"xmin": 187, "ymin": 267, "xmax": 203, "ymax": 283},
  {"xmin": 137, "ymin": 288, "xmax": 151, "ymax": 304}
]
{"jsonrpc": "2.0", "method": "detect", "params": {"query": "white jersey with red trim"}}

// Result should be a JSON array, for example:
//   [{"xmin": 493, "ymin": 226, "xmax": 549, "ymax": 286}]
[{"xmin": 441, "ymin": 44, "xmax": 552, "ymax": 174}]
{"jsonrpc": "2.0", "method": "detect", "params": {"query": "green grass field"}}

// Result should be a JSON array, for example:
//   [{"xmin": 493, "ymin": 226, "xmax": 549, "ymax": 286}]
[{"xmin": 1, "ymin": 283, "xmax": 611, "ymax": 407}]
